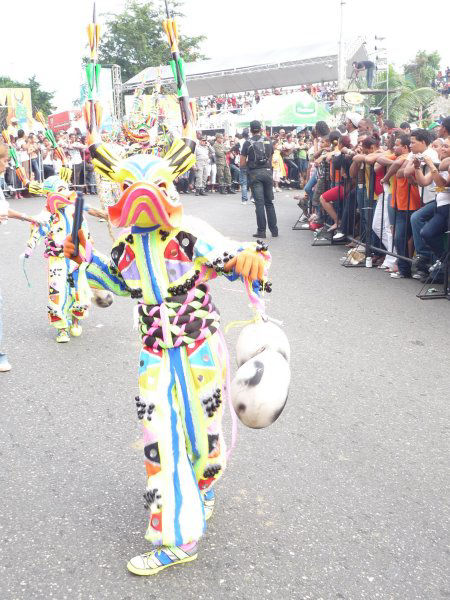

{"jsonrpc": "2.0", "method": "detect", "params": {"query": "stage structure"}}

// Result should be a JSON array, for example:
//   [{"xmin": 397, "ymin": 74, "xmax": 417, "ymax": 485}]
[{"xmin": 123, "ymin": 42, "xmax": 369, "ymax": 97}]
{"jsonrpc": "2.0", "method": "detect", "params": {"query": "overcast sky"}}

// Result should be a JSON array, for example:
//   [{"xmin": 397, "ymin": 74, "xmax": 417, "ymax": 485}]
[{"xmin": 3, "ymin": 0, "xmax": 449, "ymax": 111}]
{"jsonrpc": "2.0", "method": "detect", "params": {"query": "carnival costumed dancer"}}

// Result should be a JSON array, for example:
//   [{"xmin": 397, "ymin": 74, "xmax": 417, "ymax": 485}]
[
  {"xmin": 64, "ymin": 5, "xmax": 271, "ymax": 575},
  {"xmin": 25, "ymin": 177, "xmax": 95, "ymax": 343}
]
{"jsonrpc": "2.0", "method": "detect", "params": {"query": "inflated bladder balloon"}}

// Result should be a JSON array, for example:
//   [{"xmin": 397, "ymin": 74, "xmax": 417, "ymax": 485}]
[
  {"xmin": 235, "ymin": 320, "xmax": 290, "ymax": 367},
  {"xmin": 231, "ymin": 349, "xmax": 290, "ymax": 429}
]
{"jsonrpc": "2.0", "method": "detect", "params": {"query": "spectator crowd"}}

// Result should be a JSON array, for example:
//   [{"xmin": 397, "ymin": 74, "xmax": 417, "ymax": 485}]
[
  {"xmin": 2, "ymin": 108, "xmax": 449, "ymax": 289},
  {"xmin": 1, "ymin": 125, "xmax": 98, "ymax": 198},
  {"xmin": 196, "ymin": 82, "xmax": 338, "ymax": 117},
  {"xmin": 434, "ymin": 67, "xmax": 450, "ymax": 97}
]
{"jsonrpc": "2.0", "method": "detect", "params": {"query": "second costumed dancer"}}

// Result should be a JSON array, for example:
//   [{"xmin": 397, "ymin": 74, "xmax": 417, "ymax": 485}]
[{"xmin": 64, "ymin": 6, "xmax": 277, "ymax": 575}]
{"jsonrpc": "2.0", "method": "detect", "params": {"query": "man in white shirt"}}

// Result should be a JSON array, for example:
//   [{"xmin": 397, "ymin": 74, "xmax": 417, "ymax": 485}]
[
  {"xmin": 67, "ymin": 133, "xmax": 86, "ymax": 190},
  {"xmin": 7, "ymin": 117, "xmax": 18, "ymax": 139},
  {"xmin": 404, "ymin": 129, "xmax": 440, "ymax": 279},
  {"xmin": 345, "ymin": 112, "xmax": 362, "ymax": 147},
  {"xmin": 404, "ymin": 129, "xmax": 439, "ymax": 204}
]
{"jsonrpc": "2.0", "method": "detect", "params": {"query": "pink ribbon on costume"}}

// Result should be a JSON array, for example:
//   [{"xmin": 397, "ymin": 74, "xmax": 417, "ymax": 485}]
[
  {"xmin": 217, "ymin": 329, "xmax": 237, "ymax": 461},
  {"xmin": 159, "ymin": 302, "xmax": 172, "ymax": 348}
]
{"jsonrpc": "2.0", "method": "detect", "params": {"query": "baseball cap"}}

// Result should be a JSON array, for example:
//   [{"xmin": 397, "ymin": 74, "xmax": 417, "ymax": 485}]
[
  {"xmin": 346, "ymin": 111, "xmax": 362, "ymax": 128},
  {"xmin": 250, "ymin": 120, "xmax": 262, "ymax": 131}
]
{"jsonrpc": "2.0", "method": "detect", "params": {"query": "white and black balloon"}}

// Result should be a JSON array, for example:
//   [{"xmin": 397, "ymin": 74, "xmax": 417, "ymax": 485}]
[
  {"xmin": 231, "ymin": 349, "xmax": 290, "ymax": 429},
  {"xmin": 92, "ymin": 289, "xmax": 114, "ymax": 308},
  {"xmin": 235, "ymin": 321, "xmax": 290, "ymax": 367}
]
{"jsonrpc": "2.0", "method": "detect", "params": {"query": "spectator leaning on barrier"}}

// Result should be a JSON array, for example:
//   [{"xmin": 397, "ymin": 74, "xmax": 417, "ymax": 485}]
[
  {"xmin": 384, "ymin": 135, "xmax": 422, "ymax": 278},
  {"xmin": 281, "ymin": 133, "xmax": 299, "ymax": 184},
  {"xmin": 417, "ymin": 137, "xmax": 450, "ymax": 282},
  {"xmin": 372, "ymin": 137, "xmax": 398, "ymax": 269},
  {"xmin": 296, "ymin": 133, "xmax": 309, "ymax": 187},
  {"xmin": 26, "ymin": 133, "xmax": 41, "ymax": 182},
  {"xmin": 319, "ymin": 135, "xmax": 352, "ymax": 233},
  {"xmin": 240, "ymin": 119, "xmax": 278, "ymax": 238},
  {"xmin": 83, "ymin": 147, "xmax": 97, "ymax": 195},
  {"xmin": 349, "ymin": 135, "xmax": 382, "ymax": 247},
  {"xmin": 16, "ymin": 129, "xmax": 29, "ymax": 179},
  {"xmin": 67, "ymin": 133, "xmax": 85, "ymax": 190},
  {"xmin": 42, "ymin": 138, "xmax": 56, "ymax": 179},
  {"xmin": 406, "ymin": 132, "xmax": 445, "ymax": 281}
]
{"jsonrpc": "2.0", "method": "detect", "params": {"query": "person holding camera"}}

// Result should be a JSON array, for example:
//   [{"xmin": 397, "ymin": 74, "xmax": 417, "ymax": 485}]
[
  {"xmin": 401, "ymin": 129, "xmax": 440, "ymax": 278},
  {"xmin": 240, "ymin": 120, "xmax": 278, "ymax": 238}
]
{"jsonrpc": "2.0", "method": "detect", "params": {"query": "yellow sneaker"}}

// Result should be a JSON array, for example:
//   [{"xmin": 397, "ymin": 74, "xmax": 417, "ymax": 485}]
[
  {"xmin": 56, "ymin": 329, "xmax": 70, "ymax": 343},
  {"xmin": 127, "ymin": 543, "xmax": 198, "ymax": 576},
  {"xmin": 203, "ymin": 488, "xmax": 215, "ymax": 521}
]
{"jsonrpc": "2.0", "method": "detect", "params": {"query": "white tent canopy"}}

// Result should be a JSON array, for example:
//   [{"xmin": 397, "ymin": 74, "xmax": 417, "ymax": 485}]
[{"xmin": 123, "ymin": 42, "xmax": 368, "ymax": 97}]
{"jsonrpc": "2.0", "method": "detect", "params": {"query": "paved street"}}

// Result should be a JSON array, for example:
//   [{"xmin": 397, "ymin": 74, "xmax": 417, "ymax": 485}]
[{"xmin": 1, "ymin": 190, "xmax": 449, "ymax": 600}]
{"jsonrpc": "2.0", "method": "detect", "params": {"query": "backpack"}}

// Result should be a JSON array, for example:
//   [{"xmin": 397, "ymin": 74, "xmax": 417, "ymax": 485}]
[{"xmin": 248, "ymin": 136, "xmax": 269, "ymax": 167}]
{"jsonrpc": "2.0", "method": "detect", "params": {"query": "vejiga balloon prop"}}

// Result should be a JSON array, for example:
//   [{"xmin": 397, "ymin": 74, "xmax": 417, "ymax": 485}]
[
  {"xmin": 231, "ymin": 349, "xmax": 290, "ymax": 429},
  {"xmin": 235, "ymin": 320, "xmax": 290, "ymax": 367}
]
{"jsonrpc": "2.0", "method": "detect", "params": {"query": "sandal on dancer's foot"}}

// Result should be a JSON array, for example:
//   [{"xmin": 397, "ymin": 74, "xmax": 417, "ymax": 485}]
[
  {"xmin": 56, "ymin": 329, "xmax": 70, "ymax": 343},
  {"xmin": 127, "ymin": 542, "xmax": 198, "ymax": 576}
]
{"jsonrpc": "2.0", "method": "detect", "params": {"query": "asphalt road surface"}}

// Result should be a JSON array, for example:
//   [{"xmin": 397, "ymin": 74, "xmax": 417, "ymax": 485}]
[{"xmin": 1, "ymin": 190, "xmax": 449, "ymax": 600}]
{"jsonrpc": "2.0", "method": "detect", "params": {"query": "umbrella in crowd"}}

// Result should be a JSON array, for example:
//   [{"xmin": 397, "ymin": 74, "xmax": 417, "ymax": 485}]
[{"xmin": 236, "ymin": 91, "xmax": 330, "ymax": 128}]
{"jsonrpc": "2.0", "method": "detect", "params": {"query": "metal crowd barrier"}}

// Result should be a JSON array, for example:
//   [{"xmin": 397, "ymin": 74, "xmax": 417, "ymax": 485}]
[{"xmin": 293, "ymin": 158, "xmax": 450, "ymax": 300}]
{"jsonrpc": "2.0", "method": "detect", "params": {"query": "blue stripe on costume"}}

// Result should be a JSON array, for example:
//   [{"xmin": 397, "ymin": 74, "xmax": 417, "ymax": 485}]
[
  {"xmin": 90, "ymin": 253, "xmax": 128, "ymax": 288},
  {"xmin": 167, "ymin": 365, "xmax": 183, "ymax": 546},
  {"xmin": 143, "ymin": 233, "xmax": 163, "ymax": 303},
  {"xmin": 170, "ymin": 347, "xmax": 199, "ymax": 459},
  {"xmin": 132, "ymin": 225, "xmax": 160, "ymax": 234}
]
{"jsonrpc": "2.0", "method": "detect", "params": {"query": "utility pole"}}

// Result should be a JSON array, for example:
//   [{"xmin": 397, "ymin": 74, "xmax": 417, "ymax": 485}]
[
  {"xmin": 338, "ymin": 0, "xmax": 346, "ymax": 100},
  {"xmin": 375, "ymin": 36, "xmax": 388, "ymax": 118}
]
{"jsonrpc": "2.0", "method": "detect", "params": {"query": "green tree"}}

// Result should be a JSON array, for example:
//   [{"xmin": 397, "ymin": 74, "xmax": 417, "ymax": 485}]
[
  {"xmin": 98, "ymin": 0, "xmax": 206, "ymax": 83},
  {"xmin": 366, "ymin": 66, "xmax": 436, "ymax": 126},
  {"xmin": 404, "ymin": 50, "xmax": 441, "ymax": 88},
  {"xmin": 0, "ymin": 75, "xmax": 56, "ymax": 115}
]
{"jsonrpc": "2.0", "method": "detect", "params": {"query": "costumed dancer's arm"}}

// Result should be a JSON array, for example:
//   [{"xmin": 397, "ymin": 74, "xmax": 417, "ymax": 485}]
[
  {"xmin": 63, "ymin": 231, "xmax": 130, "ymax": 297},
  {"xmin": 24, "ymin": 212, "xmax": 52, "ymax": 257},
  {"xmin": 8, "ymin": 209, "xmax": 46, "ymax": 225},
  {"xmin": 185, "ymin": 216, "xmax": 271, "ymax": 293}
]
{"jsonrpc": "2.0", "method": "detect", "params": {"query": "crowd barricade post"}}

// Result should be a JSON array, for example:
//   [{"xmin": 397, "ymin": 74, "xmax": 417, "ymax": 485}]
[
  {"xmin": 342, "ymin": 164, "xmax": 415, "ymax": 268},
  {"xmin": 311, "ymin": 159, "xmax": 334, "ymax": 245},
  {"xmin": 311, "ymin": 162, "xmax": 347, "ymax": 247},
  {"xmin": 364, "ymin": 163, "xmax": 376, "ymax": 266},
  {"xmin": 341, "ymin": 167, "xmax": 367, "ymax": 268}
]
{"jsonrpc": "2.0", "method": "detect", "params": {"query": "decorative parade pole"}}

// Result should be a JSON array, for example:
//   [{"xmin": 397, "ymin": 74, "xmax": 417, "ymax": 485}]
[
  {"xmin": 35, "ymin": 111, "xmax": 72, "ymax": 182},
  {"xmin": 162, "ymin": 1, "xmax": 195, "ymax": 146},
  {"xmin": 84, "ymin": 2, "xmax": 103, "ymax": 145}
]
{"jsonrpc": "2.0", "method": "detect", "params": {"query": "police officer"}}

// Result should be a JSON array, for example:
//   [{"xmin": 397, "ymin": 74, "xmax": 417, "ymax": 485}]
[{"xmin": 240, "ymin": 120, "xmax": 278, "ymax": 238}]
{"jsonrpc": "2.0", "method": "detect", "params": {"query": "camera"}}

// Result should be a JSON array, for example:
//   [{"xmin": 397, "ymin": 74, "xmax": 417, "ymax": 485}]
[{"xmin": 369, "ymin": 107, "xmax": 384, "ymax": 116}]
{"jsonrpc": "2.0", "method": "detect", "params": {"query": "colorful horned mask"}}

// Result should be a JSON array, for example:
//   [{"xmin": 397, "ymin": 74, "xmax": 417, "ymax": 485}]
[
  {"xmin": 29, "ymin": 176, "xmax": 75, "ymax": 214},
  {"xmin": 89, "ymin": 138, "xmax": 195, "ymax": 229},
  {"xmin": 84, "ymin": 10, "xmax": 197, "ymax": 230}
]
